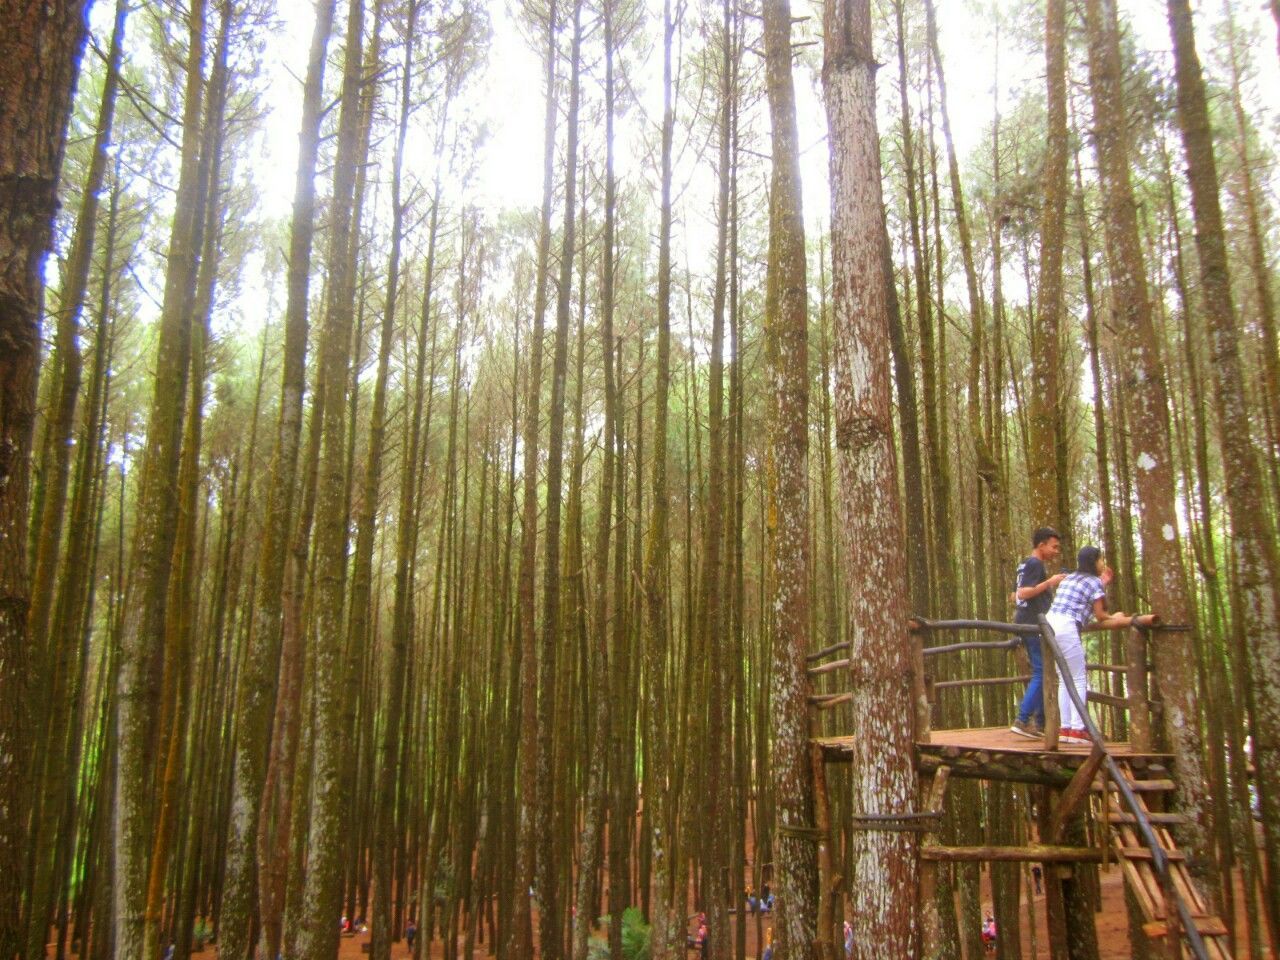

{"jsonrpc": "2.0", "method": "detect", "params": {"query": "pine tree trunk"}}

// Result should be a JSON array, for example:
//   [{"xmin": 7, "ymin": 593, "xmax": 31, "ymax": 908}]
[
  {"xmin": 572, "ymin": 0, "xmax": 620, "ymax": 953},
  {"xmin": 644, "ymin": 0, "xmax": 678, "ymax": 956},
  {"xmin": 1029, "ymin": 0, "xmax": 1067, "ymax": 532},
  {"xmin": 892, "ymin": 0, "xmax": 951, "ymax": 617},
  {"xmin": 821, "ymin": 1, "xmax": 918, "ymax": 955},
  {"xmin": 763, "ymin": 2, "xmax": 819, "ymax": 958},
  {"xmin": 220, "ymin": 1, "xmax": 335, "ymax": 953},
  {"xmin": 510, "ymin": 2, "xmax": 558, "ymax": 953},
  {"xmin": 370, "ymin": 8, "xmax": 420, "ymax": 958},
  {"xmin": 536, "ymin": 7, "xmax": 581, "ymax": 959},
  {"xmin": 0, "ymin": 0, "xmax": 90, "ymax": 950},
  {"xmin": 111, "ymin": 0, "xmax": 208, "ymax": 948},
  {"xmin": 1165, "ymin": 0, "xmax": 1280, "ymax": 925},
  {"xmin": 295, "ymin": 0, "xmax": 366, "ymax": 951}
]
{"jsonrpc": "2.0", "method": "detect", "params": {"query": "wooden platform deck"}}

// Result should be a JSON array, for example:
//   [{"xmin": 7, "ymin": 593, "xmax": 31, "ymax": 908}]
[{"xmin": 814, "ymin": 726, "xmax": 1173, "ymax": 787}]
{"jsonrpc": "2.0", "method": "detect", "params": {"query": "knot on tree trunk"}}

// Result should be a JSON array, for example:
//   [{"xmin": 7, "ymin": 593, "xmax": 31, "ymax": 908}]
[{"xmin": 835, "ymin": 415, "xmax": 886, "ymax": 453}]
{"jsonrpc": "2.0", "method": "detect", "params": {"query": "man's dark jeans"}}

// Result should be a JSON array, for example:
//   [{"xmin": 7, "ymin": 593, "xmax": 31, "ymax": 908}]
[{"xmin": 1016, "ymin": 633, "xmax": 1044, "ymax": 726}]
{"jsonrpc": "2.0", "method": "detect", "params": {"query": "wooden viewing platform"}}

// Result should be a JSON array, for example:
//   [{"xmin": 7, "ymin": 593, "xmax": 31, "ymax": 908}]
[
  {"xmin": 807, "ymin": 616, "xmax": 1232, "ymax": 960},
  {"xmin": 815, "ymin": 725, "xmax": 1173, "ymax": 787}
]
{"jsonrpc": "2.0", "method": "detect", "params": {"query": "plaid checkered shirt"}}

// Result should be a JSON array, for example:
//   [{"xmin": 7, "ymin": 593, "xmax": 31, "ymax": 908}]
[{"xmin": 1048, "ymin": 573, "xmax": 1106, "ymax": 627}]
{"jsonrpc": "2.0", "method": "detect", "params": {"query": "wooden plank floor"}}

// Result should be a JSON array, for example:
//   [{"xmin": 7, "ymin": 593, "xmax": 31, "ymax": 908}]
[
  {"xmin": 923, "ymin": 725, "xmax": 1169, "ymax": 758},
  {"xmin": 814, "ymin": 726, "xmax": 1172, "ymax": 786}
]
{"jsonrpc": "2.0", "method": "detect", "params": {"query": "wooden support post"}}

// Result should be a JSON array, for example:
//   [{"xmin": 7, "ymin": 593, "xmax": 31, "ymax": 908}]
[
  {"xmin": 1048, "ymin": 746, "xmax": 1106, "ymax": 844},
  {"xmin": 919, "ymin": 766, "xmax": 950, "ymax": 960},
  {"xmin": 1043, "ymin": 638, "xmax": 1060, "ymax": 751},
  {"xmin": 809, "ymin": 737, "xmax": 839, "ymax": 960},
  {"xmin": 1125, "ymin": 626, "xmax": 1152, "ymax": 752},
  {"xmin": 912, "ymin": 626, "xmax": 931, "ymax": 744}
]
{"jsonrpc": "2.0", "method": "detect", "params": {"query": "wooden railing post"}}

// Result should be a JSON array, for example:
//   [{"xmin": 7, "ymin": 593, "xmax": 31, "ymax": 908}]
[
  {"xmin": 1125, "ymin": 625, "xmax": 1152, "ymax": 753},
  {"xmin": 910, "ymin": 618, "xmax": 932, "ymax": 743},
  {"xmin": 1039, "ymin": 617, "xmax": 1060, "ymax": 752}
]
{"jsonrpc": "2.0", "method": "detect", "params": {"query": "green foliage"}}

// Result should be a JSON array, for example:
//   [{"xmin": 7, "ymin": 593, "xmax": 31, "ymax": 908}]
[{"xmin": 591, "ymin": 907, "xmax": 651, "ymax": 960}]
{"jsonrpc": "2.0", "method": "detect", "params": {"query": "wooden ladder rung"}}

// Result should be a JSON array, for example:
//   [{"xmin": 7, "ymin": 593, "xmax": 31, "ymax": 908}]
[
  {"xmin": 1093, "ymin": 778, "xmax": 1175, "ymax": 792},
  {"xmin": 1142, "ymin": 916, "xmax": 1229, "ymax": 938},
  {"xmin": 1114, "ymin": 847, "xmax": 1187, "ymax": 861},
  {"xmin": 1104, "ymin": 812, "xmax": 1187, "ymax": 826}
]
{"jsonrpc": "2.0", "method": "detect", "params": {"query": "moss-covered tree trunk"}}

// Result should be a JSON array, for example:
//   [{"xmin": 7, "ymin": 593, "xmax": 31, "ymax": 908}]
[
  {"xmin": 219, "ymin": 1, "xmax": 334, "ymax": 954},
  {"xmin": 111, "ymin": 0, "xmax": 208, "ymax": 948},
  {"xmin": 1165, "ymin": 0, "xmax": 1280, "ymax": 924},
  {"xmin": 294, "ymin": 0, "xmax": 366, "ymax": 951}
]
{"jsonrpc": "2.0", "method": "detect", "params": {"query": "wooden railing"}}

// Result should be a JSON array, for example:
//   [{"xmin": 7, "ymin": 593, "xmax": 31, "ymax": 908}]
[{"xmin": 1034, "ymin": 615, "xmax": 1210, "ymax": 960}]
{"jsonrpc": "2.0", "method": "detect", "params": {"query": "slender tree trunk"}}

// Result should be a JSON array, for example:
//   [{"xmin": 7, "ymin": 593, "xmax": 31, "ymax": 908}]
[
  {"xmin": 763, "ymin": 2, "xmax": 818, "ymax": 958},
  {"xmin": 535, "ymin": 8, "xmax": 581, "ymax": 960},
  {"xmin": 645, "ymin": 0, "xmax": 678, "ymax": 956},
  {"xmin": 111, "ymin": 0, "xmax": 208, "ymax": 948},
  {"xmin": 370, "ymin": 7, "xmax": 420, "ymax": 959},
  {"xmin": 509, "ymin": 3, "xmax": 558, "ymax": 954},
  {"xmin": 822, "ymin": 1, "xmax": 917, "ymax": 955},
  {"xmin": 1083, "ymin": 0, "xmax": 1212, "ymax": 897},
  {"xmin": 1029, "ymin": 0, "xmax": 1067, "ymax": 532},
  {"xmin": 220, "ymin": 2, "xmax": 335, "ymax": 953},
  {"xmin": 22, "ymin": 3, "xmax": 126, "ymax": 950},
  {"xmin": 295, "ymin": 0, "xmax": 366, "ymax": 951},
  {"xmin": 892, "ymin": 0, "xmax": 951, "ymax": 617},
  {"xmin": 572, "ymin": 1, "xmax": 620, "ymax": 955},
  {"xmin": 1166, "ymin": 0, "xmax": 1280, "ymax": 926}
]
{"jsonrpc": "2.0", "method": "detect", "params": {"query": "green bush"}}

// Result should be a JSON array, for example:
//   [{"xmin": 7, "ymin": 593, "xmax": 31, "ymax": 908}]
[{"xmin": 589, "ymin": 907, "xmax": 651, "ymax": 960}]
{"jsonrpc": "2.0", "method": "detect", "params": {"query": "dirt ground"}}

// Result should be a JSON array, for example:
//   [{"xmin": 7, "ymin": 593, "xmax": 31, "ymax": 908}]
[{"xmin": 172, "ymin": 863, "xmax": 1263, "ymax": 959}]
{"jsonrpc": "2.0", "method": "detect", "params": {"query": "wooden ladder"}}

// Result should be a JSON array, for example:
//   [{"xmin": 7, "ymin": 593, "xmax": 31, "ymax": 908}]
[{"xmin": 1101, "ymin": 760, "xmax": 1232, "ymax": 959}]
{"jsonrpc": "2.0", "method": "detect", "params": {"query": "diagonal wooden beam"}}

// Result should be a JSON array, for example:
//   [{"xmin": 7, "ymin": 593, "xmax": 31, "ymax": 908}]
[{"xmin": 1049, "ymin": 744, "xmax": 1106, "ymax": 843}]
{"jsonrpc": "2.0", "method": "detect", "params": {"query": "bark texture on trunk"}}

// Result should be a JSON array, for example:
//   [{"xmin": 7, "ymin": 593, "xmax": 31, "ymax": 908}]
[
  {"xmin": 0, "ymin": 0, "xmax": 90, "ymax": 951},
  {"xmin": 112, "ymin": 0, "xmax": 208, "ymax": 949},
  {"xmin": 1029, "ymin": 0, "xmax": 1067, "ymax": 532},
  {"xmin": 822, "ymin": 2, "xmax": 917, "ymax": 955},
  {"xmin": 1165, "ymin": 0, "xmax": 1280, "ymax": 920},
  {"xmin": 763, "ymin": 2, "xmax": 819, "ymax": 958},
  {"xmin": 1083, "ymin": 0, "xmax": 1210, "ymax": 884},
  {"xmin": 295, "ymin": 0, "xmax": 365, "ymax": 952},
  {"xmin": 220, "ymin": 1, "xmax": 335, "ymax": 954}
]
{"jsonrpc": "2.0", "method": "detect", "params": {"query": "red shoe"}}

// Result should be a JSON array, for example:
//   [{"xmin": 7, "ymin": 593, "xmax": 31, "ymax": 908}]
[{"xmin": 1060, "ymin": 728, "xmax": 1089, "ymax": 743}]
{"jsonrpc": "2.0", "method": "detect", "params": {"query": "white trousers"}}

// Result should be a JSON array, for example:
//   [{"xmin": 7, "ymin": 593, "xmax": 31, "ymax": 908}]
[{"xmin": 1046, "ymin": 612, "xmax": 1088, "ymax": 731}]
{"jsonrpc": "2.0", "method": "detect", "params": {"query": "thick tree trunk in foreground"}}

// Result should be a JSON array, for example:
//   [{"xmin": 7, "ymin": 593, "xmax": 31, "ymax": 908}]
[
  {"xmin": 821, "ymin": 1, "xmax": 917, "ymax": 956},
  {"xmin": 1083, "ymin": 0, "xmax": 1211, "ymax": 893},
  {"xmin": 0, "ymin": 0, "xmax": 89, "ymax": 951},
  {"xmin": 1166, "ymin": 0, "xmax": 1280, "ymax": 933},
  {"xmin": 763, "ymin": 2, "xmax": 818, "ymax": 958}
]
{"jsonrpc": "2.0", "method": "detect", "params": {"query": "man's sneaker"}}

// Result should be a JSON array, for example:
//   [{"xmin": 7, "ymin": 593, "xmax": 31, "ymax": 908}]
[
  {"xmin": 1060, "ymin": 728, "xmax": 1090, "ymax": 744},
  {"xmin": 1010, "ymin": 720, "xmax": 1040, "ymax": 740}
]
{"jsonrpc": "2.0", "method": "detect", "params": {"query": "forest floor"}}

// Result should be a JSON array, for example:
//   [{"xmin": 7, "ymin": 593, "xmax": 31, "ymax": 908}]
[{"xmin": 169, "ymin": 863, "xmax": 1265, "ymax": 959}]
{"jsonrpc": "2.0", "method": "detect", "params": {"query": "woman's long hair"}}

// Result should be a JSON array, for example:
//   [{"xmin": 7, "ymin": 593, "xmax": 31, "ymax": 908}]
[{"xmin": 1076, "ymin": 545, "xmax": 1102, "ymax": 575}]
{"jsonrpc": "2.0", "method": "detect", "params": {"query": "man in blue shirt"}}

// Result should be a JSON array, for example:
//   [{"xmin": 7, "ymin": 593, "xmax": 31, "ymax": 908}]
[{"xmin": 1010, "ymin": 527, "xmax": 1065, "ymax": 738}]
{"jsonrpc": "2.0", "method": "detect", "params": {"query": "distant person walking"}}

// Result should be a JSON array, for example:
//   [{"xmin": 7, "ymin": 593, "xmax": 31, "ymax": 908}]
[
  {"xmin": 1010, "ymin": 527, "xmax": 1065, "ymax": 738},
  {"xmin": 1046, "ymin": 545, "xmax": 1128, "ymax": 743}
]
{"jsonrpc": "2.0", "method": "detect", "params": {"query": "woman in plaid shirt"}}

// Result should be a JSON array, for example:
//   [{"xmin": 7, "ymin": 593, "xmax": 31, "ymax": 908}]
[{"xmin": 1045, "ymin": 545, "xmax": 1130, "ymax": 742}]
